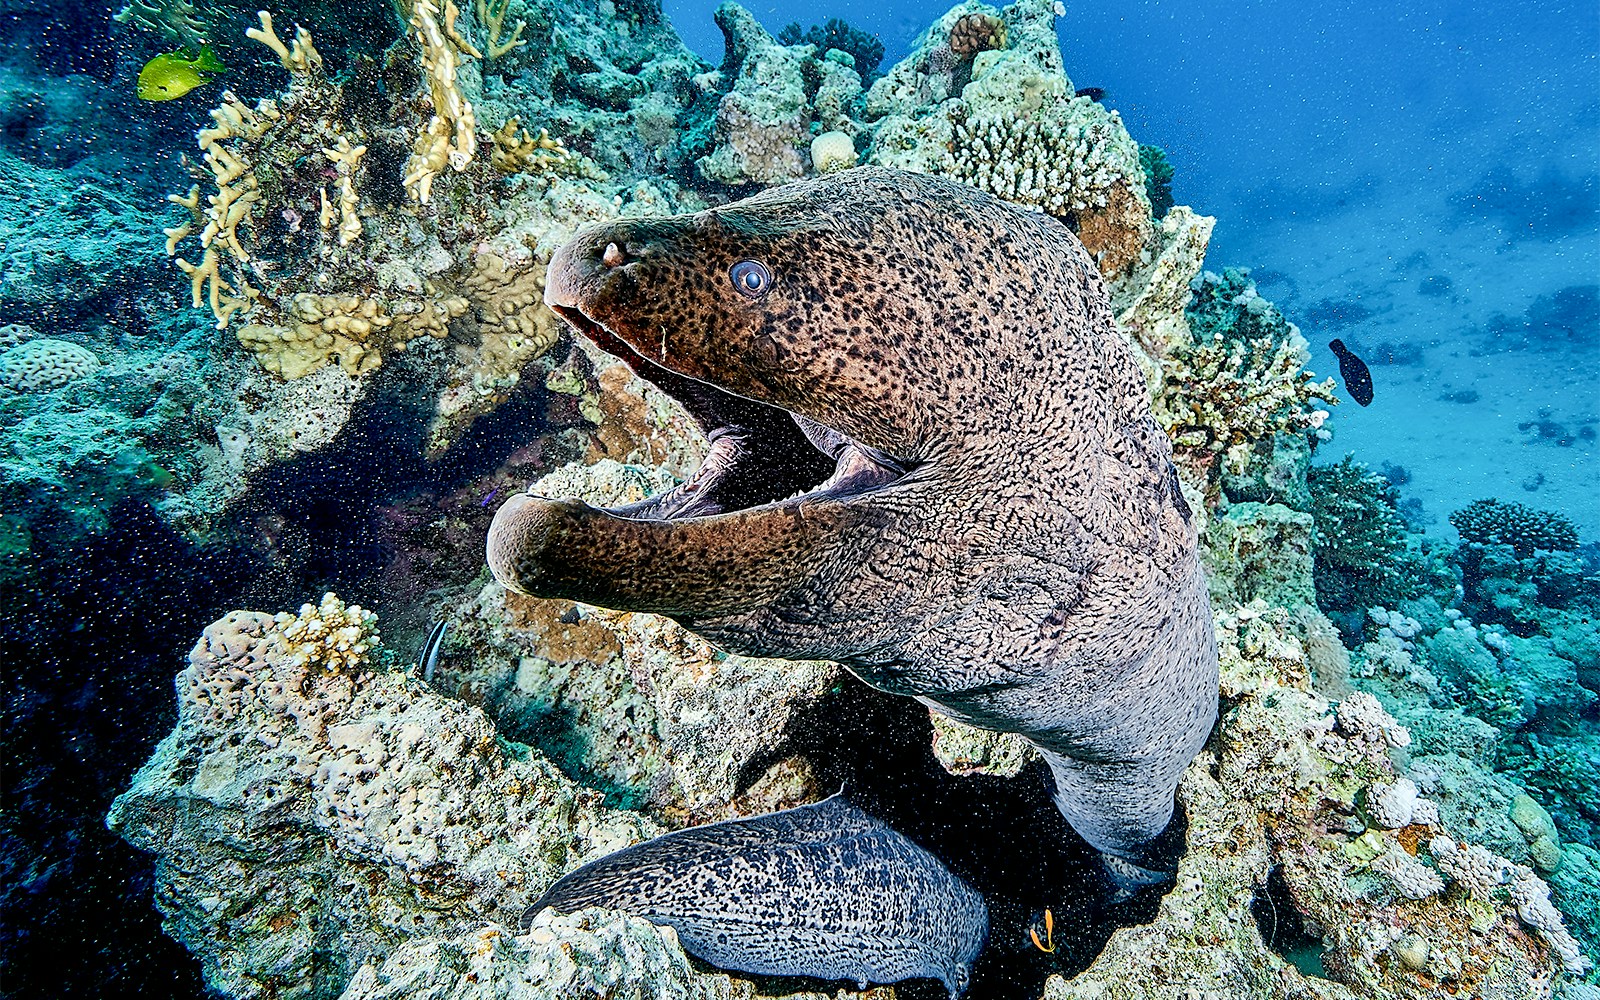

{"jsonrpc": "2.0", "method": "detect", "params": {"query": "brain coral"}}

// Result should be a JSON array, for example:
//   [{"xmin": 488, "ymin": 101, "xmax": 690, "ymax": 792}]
[
  {"xmin": 1449, "ymin": 498, "xmax": 1580, "ymax": 557},
  {"xmin": 0, "ymin": 339, "xmax": 100, "ymax": 391}
]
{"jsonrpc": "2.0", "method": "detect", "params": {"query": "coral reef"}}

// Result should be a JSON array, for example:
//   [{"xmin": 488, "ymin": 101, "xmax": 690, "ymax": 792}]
[
  {"xmin": 1308, "ymin": 456, "xmax": 1416, "ymax": 625},
  {"xmin": 1152, "ymin": 267, "xmax": 1337, "ymax": 481},
  {"xmin": 1450, "ymin": 499, "xmax": 1580, "ymax": 557},
  {"xmin": 694, "ymin": 4, "xmax": 865, "ymax": 188},
  {"xmin": 1044, "ymin": 601, "xmax": 1585, "ymax": 998},
  {"xmin": 777, "ymin": 17, "xmax": 886, "ymax": 79},
  {"xmin": 1138, "ymin": 142, "xmax": 1175, "ymax": 218},
  {"xmin": 108, "ymin": 608, "xmax": 658, "ymax": 999}
]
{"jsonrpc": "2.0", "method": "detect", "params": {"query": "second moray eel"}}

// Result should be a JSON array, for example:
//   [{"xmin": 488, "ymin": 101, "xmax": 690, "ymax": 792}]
[{"xmin": 488, "ymin": 166, "xmax": 1218, "ymax": 878}]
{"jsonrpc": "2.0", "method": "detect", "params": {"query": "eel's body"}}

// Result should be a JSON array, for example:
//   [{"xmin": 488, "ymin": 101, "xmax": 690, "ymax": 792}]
[
  {"xmin": 488, "ymin": 166, "xmax": 1218, "ymax": 869},
  {"xmin": 528, "ymin": 796, "xmax": 988, "ymax": 997}
]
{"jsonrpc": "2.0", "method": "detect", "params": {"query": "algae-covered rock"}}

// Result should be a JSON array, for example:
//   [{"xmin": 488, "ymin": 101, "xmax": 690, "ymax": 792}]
[{"xmin": 108, "ymin": 610, "xmax": 656, "ymax": 1000}]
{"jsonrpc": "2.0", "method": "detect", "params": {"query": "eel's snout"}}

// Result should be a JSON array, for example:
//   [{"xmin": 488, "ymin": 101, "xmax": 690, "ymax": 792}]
[{"xmin": 486, "ymin": 493, "xmax": 577, "ymax": 596}]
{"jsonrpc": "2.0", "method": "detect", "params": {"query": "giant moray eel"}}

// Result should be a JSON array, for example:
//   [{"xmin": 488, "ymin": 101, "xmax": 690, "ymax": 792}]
[
  {"xmin": 527, "ymin": 794, "xmax": 988, "ymax": 997},
  {"xmin": 488, "ymin": 166, "xmax": 1218, "ymax": 872}
]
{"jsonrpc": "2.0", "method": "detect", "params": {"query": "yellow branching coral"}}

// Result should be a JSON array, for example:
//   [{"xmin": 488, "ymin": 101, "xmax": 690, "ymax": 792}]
[
  {"xmin": 476, "ymin": 0, "xmax": 526, "ymax": 60},
  {"xmin": 404, "ymin": 0, "xmax": 480, "ymax": 203},
  {"xmin": 1153, "ymin": 332, "xmax": 1337, "ymax": 475},
  {"xmin": 271, "ymin": 592, "xmax": 380, "ymax": 673},
  {"xmin": 245, "ymin": 9, "xmax": 323, "ymax": 76},
  {"xmin": 237, "ymin": 292, "xmax": 468, "ymax": 379},
  {"xmin": 489, "ymin": 118, "xmax": 571, "ymax": 174},
  {"xmin": 321, "ymin": 135, "xmax": 367, "ymax": 245}
]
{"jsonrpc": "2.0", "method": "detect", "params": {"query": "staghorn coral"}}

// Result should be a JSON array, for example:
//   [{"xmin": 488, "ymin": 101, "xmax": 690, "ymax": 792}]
[
  {"xmin": 948, "ymin": 12, "xmax": 1007, "ymax": 58},
  {"xmin": 0, "ymin": 339, "xmax": 100, "ymax": 391},
  {"xmin": 269, "ymin": 592, "xmax": 380, "ymax": 673},
  {"xmin": 1449, "ymin": 498, "xmax": 1580, "ymax": 557}
]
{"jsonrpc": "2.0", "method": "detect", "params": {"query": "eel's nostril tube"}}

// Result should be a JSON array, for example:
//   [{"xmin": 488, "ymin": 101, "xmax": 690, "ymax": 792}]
[{"xmin": 602, "ymin": 242, "xmax": 625, "ymax": 268}]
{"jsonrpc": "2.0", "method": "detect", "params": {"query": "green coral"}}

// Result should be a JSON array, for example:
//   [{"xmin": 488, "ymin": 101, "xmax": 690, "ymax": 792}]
[
  {"xmin": 1307, "ymin": 456, "xmax": 1416, "ymax": 623},
  {"xmin": 1138, "ymin": 143, "xmax": 1175, "ymax": 218},
  {"xmin": 1449, "ymin": 498, "xmax": 1579, "ymax": 557},
  {"xmin": 777, "ymin": 17, "xmax": 885, "ymax": 79}
]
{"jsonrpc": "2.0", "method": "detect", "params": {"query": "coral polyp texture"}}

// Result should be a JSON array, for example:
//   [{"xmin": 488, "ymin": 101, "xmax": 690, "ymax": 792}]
[
  {"xmin": 1449, "ymin": 498, "xmax": 1580, "ymax": 556},
  {"xmin": 0, "ymin": 339, "xmax": 101, "ymax": 391},
  {"xmin": 270, "ymin": 592, "xmax": 381, "ymax": 673}
]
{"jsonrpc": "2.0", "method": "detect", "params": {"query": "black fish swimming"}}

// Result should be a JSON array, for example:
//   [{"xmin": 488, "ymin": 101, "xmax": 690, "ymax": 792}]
[
  {"xmin": 1329, "ymin": 338, "xmax": 1373, "ymax": 406},
  {"xmin": 1075, "ymin": 86, "xmax": 1106, "ymax": 101},
  {"xmin": 525, "ymin": 795, "xmax": 989, "ymax": 997}
]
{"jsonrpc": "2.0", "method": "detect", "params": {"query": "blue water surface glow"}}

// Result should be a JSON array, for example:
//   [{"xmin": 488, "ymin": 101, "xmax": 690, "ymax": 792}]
[{"xmin": 669, "ymin": 0, "xmax": 1600, "ymax": 533}]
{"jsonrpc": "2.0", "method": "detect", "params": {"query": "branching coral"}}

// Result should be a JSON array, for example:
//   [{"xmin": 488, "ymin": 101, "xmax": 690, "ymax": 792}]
[
  {"xmin": 1307, "ymin": 456, "xmax": 1415, "ymax": 619},
  {"xmin": 945, "ymin": 95, "xmax": 1142, "ymax": 221},
  {"xmin": 947, "ymin": 12, "xmax": 1007, "ymax": 58},
  {"xmin": 489, "ymin": 119, "xmax": 571, "ymax": 174},
  {"xmin": 1449, "ymin": 498, "xmax": 1580, "ymax": 557},
  {"xmin": 270, "ymin": 593, "xmax": 381, "ymax": 673},
  {"xmin": 403, "ymin": 0, "xmax": 481, "ymax": 204},
  {"xmin": 474, "ymin": 0, "xmax": 526, "ymax": 60}
]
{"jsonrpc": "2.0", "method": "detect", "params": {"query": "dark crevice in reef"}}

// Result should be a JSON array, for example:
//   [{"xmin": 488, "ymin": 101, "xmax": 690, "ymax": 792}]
[
  {"xmin": 0, "ymin": 366, "xmax": 571, "ymax": 1000},
  {"xmin": 730, "ymin": 676, "xmax": 1173, "ymax": 1000},
  {"xmin": 1, "ymin": 500, "xmax": 249, "ymax": 1000},
  {"xmin": 1252, "ymin": 863, "xmax": 1327, "ymax": 979}
]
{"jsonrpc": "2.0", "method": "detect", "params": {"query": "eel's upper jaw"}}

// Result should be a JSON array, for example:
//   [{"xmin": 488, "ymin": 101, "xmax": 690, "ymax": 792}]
[{"xmin": 543, "ymin": 297, "xmax": 912, "ymax": 525}]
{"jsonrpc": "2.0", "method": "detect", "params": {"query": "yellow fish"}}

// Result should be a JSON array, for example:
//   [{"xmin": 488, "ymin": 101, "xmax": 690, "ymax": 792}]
[{"xmin": 137, "ymin": 46, "xmax": 225, "ymax": 102}]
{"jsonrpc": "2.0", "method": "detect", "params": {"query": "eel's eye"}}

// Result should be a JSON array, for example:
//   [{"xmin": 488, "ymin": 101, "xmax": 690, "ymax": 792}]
[{"xmin": 729, "ymin": 259, "xmax": 771, "ymax": 298}]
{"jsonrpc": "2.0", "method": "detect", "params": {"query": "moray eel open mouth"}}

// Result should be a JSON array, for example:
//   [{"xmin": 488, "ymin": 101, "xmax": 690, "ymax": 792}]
[
  {"xmin": 487, "ymin": 214, "xmax": 919, "ymax": 620},
  {"xmin": 547, "ymin": 299, "xmax": 911, "ymax": 521}
]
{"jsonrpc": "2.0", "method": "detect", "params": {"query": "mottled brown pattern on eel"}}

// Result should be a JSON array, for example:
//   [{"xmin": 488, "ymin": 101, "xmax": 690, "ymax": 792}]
[{"xmin": 487, "ymin": 166, "xmax": 1218, "ymax": 864}]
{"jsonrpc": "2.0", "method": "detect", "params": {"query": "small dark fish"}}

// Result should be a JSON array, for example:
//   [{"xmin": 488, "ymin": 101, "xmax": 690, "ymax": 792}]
[
  {"xmin": 1075, "ymin": 86, "xmax": 1106, "ymax": 102},
  {"xmin": 416, "ymin": 620, "xmax": 448, "ymax": 682},
  {"xmin": 525, "ymin": 794, "xmax": 989, "ymax": 997},
  {"xmin": 480, "ymin": 486, "xmax": 502, "ymax": 509},
  {"xmin": 1329, "ymin": 338, "xmax": 1374, "ymax": 406}
]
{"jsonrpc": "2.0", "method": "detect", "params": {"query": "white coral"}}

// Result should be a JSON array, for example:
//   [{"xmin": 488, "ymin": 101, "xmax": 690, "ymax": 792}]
[
  {"xmin": 1325, "ymin": 692, "xmax": 1411, "ymax": 771},
  {"xmin": 1366, "ymin": 777, "xmax": 1420, "ymax": 829},
  {"xmin": 1430, "ymin": 835, "xmax": 1508, "ymax": 902},
  {"xmin": 271, "ymin": 592, "xmax": 380, "ymax": 672},
  {"xmin": 1507, "ymin": 863, "xmax": 1592, "ymax": 976},
  {"xmin": 0, "ymin": 339, "xmax": 100, "ymax": 391},
  {"xmin": 1370, "ymin": 840, "xmax": 1444, "ymax": 900}
]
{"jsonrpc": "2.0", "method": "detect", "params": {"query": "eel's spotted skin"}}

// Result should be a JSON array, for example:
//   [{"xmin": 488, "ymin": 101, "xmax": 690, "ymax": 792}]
[
  {"xmin": 526, "ymin": 796, "xmax": 988, "ymax": 997},
  {"xmin": 489, "ymin": 166, "xmax": 1218, "ymax": 863}
]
